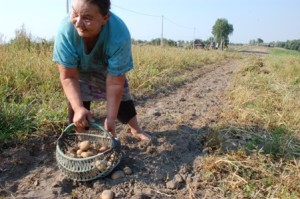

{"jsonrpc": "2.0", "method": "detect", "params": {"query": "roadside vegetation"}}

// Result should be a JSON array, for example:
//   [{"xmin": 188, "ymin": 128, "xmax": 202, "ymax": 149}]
[
  {"xmin": 1, "ymin": 30, "xmax": 300, "ymax": 197},
  {"xmin": 200, "ymin": 46, "xmax": 300, "ymax": 198},
  {"xmin": 0, "ymin": 37, "xmax": 233, "ymax": 142}
]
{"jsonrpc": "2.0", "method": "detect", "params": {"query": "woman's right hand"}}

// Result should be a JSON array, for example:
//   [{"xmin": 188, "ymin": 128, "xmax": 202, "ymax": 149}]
[{"xmin": 73, "ymin": 106, "xmax": 94, "ymax": 132}]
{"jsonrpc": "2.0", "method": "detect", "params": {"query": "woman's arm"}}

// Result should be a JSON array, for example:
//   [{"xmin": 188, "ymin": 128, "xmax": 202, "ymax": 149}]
[
  {"xmin": 105, "ymin": 74, "xmax": 126, "ymax": 136},
  {"xmin": 57, "ymin": 64, "xmax": 92, "ymax": 129}
]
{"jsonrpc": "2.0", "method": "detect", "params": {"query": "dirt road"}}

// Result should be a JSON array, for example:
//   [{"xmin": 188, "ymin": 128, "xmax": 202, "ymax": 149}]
[{"xmin": 0, "ymin": 59, "xmax": 241, "ymax": 199}]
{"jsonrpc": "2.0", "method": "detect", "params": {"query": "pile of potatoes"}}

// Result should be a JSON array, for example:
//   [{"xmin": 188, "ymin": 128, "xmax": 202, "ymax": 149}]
[
  {"xmin": 64, "ymin": 140, "xmax": 118, "ymax": 172},
  {"xmin": 65, "ymin": 140, "xmax": 110, "ymax": 158}
]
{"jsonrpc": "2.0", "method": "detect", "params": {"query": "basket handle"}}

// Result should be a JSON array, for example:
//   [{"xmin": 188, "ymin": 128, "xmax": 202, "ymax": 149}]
[
  {"xmin": 89, "ymin": 122, "xmax": 121, "ymax": 150},
  {"xmin": 60, "ymin": 122, "xmax": 121, "ymax": 150}
]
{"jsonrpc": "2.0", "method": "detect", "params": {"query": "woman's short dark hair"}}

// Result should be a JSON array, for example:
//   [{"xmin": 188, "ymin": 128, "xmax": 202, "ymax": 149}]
[{"xmin": 85, "ymin": 0, "xmax": 111, "ymax": 16}]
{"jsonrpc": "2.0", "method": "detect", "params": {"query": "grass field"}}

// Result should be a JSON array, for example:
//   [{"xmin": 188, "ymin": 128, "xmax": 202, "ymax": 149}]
[
  {"xmin": 1, "ymin": 43, "xmax": 300, "ymax": 198},
  {"xmin": 0, "ymin": 44, "xmax": 236, "ymax": 142},
  {"xmin": 204, "ymin": 46, "xmax": 300, "ymax": 198}
]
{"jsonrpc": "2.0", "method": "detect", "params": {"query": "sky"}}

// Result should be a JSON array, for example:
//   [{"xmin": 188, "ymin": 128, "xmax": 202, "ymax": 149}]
[{"xmin": 0, "ymin": 0, "xmax": 299, "ymax": 44}]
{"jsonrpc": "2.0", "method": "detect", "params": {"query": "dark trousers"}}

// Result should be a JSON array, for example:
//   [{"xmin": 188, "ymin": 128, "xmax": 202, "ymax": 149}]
[{"xmin": 68, "ymin": 100, "xmax": 137, "ymax": 124}]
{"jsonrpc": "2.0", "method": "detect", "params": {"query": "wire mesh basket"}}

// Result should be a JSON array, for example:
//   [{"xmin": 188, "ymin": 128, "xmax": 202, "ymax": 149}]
[{"xmin": 56, "ymin": 122, "xmax": 122, "ymax": 181}]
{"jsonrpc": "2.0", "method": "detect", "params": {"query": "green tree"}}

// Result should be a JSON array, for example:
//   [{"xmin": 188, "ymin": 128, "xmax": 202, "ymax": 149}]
[
  {"xmin": 257, "ymin": 38, "xmax": 264, "ymax": 45},
  {"xmin": 212, "ymin": 18, "xmax": 233, "ymax": 50}
]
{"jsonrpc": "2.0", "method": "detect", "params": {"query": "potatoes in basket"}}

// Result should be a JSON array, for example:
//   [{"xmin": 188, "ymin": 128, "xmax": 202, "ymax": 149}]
[
  {"xmin": 76, "ymin": 149, "xmax": 83, "ymax": 156},
  {"xmin": 78, "ymin": 140, "xmax": 90, "ymax": 151},
  {"xmin": 99, "ymin": 146, "xmax": 110, "ymax": 152},
  {"xmin": 65, "ymin": 140, "xmax": 110, "ymax": 158},
  {"xmin": 95, "ymin": 160, "xmax": 108, "ymax": 171},
  {"xmin": 80, "ymin": 151, "xmax": 95, "ymax": 158}
]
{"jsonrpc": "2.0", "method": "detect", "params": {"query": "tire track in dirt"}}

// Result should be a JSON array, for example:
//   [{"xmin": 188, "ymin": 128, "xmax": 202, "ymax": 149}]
[{"xmin": 136, "ymin": 59, "xmax": 241, "ymax": 133}]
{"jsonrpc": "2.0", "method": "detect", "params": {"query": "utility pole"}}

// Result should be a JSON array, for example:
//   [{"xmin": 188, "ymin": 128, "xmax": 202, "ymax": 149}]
[
  {"xmin": 66, "ymin": 0, "xmax": 69, "ymax": 14},
  {"xmin": 193, "ymin": 27, "xmax": 196, "ymax": 49},
  {"xmin": 161, "ymin": 15, "xmax": 164, "ymax": 47}
]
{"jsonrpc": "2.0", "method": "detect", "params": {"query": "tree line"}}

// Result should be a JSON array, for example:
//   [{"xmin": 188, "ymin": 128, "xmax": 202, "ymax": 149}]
[
  {"xmin": 1, "ymin": 18, "xmax": 235, "ymax": 51},
  {"xmin": 273, "ymin": 40, "xmax": 300, "ymax": 51},
  {"xmin": 3, "ymin": 22, "xmax": 300, "ymax": 52},
  {"xmin": 132, "ymin": 18, "xmax": 234, "ymax": 50},
  {"xmin": 249, "ymin": 38, "xmax": 300, "ymax": 52}
]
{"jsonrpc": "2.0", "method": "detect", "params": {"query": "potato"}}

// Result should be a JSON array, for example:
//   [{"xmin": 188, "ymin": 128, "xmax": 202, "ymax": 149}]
[
  {"xmin": 88, "ymin": 150, "xmax": 96, "ymax": 156},
  {"xmin": 76, "ymin": 149, "xmax": 83, "ymax": 156},
  {"xmin": 101, "ymin": 190, "xmax": 114, "ymax": 199},
  {"xmin": 78, "ymin": 140, "xmax": 90, "ymax": 151},
  {"xmin": 89, "ymin": 148, "xmax": 98, "ymax": 155},
  {"xmin": 106, "ymin": 161, "xmax": 112, "ymax": 167},
  {"xmin": 111, "ymin": 170, "xmax": 125, "ymax": 180},
  {"xmin": 123, "ymin": 166, "xmax": 132, "ymax": 175},
  {"xmin": 80, "ymin": 151, "xmax": 94, "ymax": 158},
  {"xmin": 91, "ymin": 142, "xmax": 97, "ymax": 149},
  {"xmin": 99, "ymin": 146, "xmax": 110, "ymax": 153},
  {"xmin": 108, "ymin": 153, "xmax": 115, "ymax": 161},
  {"xmin": 95, "ymin": 160, "xmax": 107, "ymax": 171}
]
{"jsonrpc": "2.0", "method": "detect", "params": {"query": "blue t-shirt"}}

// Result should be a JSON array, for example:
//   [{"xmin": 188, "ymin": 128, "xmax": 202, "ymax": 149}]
[{"xmin": 53, "ymin": 11, "xmax": 133, "ymax": 76}]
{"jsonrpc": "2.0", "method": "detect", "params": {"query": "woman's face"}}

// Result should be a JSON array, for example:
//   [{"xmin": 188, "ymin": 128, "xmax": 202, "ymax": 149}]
[{"xmin": 71, "ymin": 0, "xmax": 109, "ymax": 38}]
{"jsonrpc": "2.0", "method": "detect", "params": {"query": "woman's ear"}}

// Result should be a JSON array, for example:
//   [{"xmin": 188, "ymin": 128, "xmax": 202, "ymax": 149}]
[{"xmin": 102, "ymin": 13, "xmax": 110, "ymax": 25}]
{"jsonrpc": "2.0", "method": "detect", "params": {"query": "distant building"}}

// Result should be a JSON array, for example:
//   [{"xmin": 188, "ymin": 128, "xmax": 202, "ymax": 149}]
[{"xmin": 194, "ymin": 39, "xmax": 205, "ymax": 49}]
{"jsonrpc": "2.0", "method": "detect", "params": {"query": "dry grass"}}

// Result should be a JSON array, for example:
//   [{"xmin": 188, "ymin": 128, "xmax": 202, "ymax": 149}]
[
  {"xmin": 189, "ymin": 124, "xmax": 300, "ymax": 198},
  {"xmin": 1, "ymin": 43, "xmax": 300, "ymax": 197},
  {"xmin": 192, "ymin": 151, "xmax": 300, "ymax": 198},
  {"xmin": 0, "ymin": 44, "xmax": 232, "ymax": 141},
  {"xmin": 199, "ymin": 48, "xmax": 300, "ymax": 198},
  {"xmin": 223, "ymin": 54, "xmax": 300, "ymax": 137},
  {"xmin": 129, "ymin": 45, "xmax": 234, "ymax": 95}
]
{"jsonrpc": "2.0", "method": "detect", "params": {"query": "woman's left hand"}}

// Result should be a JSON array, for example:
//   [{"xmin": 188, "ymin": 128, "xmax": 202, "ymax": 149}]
[{"xmin": 104, "ymin": 118, "xmax": 116, "ymax": 137}]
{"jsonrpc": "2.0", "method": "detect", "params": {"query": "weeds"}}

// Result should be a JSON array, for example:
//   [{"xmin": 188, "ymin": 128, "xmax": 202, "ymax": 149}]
[
  {"xmin": 194, "ymin": 151, "xmax": 300, "ymax": 198},
  {"xmin": 204, "ymin": 125, "xmax": 300, "ymax": 159},
  {"xmin": 129, "ymin": 45, "xmax": 231, "ymax": 95},
  {"xmin": 1, "ymin": 39, "xmax": 300, "ymax": 197},
  {"xmin": 200, "ymin": 47, "xmax": 300, "ymax": 197},
  {"xmin": 0, "ymin": 42, "xmax": 231, "ymax": 142},
  {"xmin": 225, "ymin": 52, "xmax": 300, "ymax": 137},
  {"xmin": 198, "ymin": 125, "xmax": 300, "ymax": 198}
]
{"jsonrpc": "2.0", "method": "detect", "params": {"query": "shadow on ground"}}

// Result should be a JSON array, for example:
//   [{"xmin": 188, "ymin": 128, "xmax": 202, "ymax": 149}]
[{"xmin": 1, "ymin": 124, "xmax": 300, "ymax": 198}]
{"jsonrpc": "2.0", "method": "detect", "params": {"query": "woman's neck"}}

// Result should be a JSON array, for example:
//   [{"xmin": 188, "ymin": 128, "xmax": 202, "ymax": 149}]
[{"xmin": 83, "ymin": 35, "xmax": 99, "ymax": 54}]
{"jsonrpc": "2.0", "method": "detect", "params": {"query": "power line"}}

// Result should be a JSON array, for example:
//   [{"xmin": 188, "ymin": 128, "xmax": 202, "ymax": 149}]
[
  {"xmin": 111, "ymin": 4, "xmax": 213, "ymax": 43},
  {"xmin": 67, "ymin": 2, "xmax": 205, "ymax": 38},
  {"xmin": 112, "ymin": 4, "xmax": 161, "ymax": 18},
  {"xmin": 113, "ymin": 4, "xmax": 195, "ymax": 31},
  {"xmin": 164, "ymin": 16, "xmax": 194, "ymax": 30},
  {"xmin": 164, "ymin": 17, "xmax": 211, "ymax": 39}
]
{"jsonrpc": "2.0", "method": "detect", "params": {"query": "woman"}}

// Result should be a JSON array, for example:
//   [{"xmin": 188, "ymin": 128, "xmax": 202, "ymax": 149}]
[{"xmin": 53, "ymin": 0, "xmax": 150, "ymax": 140}]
